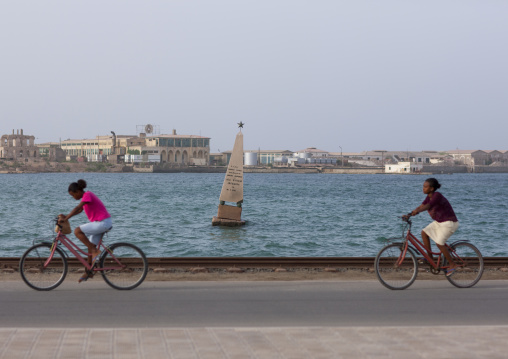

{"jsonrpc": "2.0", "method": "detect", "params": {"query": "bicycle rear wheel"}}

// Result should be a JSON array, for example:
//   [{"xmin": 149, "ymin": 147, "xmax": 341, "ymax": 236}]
[
  {"xmin": 375, "ymin": 243, "xmax": 418, "ymax": 290},
  {"xmin": 99, "ymin": 242, "xmax": 148, "ymax": 290},
  {"xmin": 19, "ymin": 243, "xmax": 68, "ymax": 291},
  {"xmin": 445, "ymin": 242, "xmax": 484, "ymax": 288}
]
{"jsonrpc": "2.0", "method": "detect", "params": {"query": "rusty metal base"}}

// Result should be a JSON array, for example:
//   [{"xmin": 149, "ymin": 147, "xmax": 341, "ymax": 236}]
[{"xmin": 212, "ymin": 216, "xmax": 246, "ymax": 227}]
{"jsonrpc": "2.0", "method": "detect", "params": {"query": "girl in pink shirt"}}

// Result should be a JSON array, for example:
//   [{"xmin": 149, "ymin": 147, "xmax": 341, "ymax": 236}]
[{"xmin": 60, "ymin": 179, "xmax": 112, "ymax": 283}]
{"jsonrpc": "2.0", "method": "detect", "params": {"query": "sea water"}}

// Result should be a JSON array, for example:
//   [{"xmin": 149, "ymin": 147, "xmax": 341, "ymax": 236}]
[{"xmin": 0, "ymin": 172, "xmax": 506, "ymax": 257}]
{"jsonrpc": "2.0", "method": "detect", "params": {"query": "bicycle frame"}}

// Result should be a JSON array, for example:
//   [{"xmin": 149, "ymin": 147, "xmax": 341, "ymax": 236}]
[
  {"xmin": 44, "ymin": 229, "xmax": 125, "ymax": 272},
  {"xmin": 397, "ymin": 219, "xmax": 455, "ymax": 271},
  {"xmin": 403, "ymin": 231, "xmax": 444, "ymax": 269}
]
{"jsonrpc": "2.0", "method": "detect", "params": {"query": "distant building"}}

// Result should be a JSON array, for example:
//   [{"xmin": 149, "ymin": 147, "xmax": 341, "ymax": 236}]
[
  {"xmin": 141, "ymin": 130, "xmax": 210, "ymax": 165},
  {"xmin": 220, "ymin": 150, "xmax": 295, "ymax": 166},
  {"xmin": 338, "ymin": 151, "xmax": 432, "ymax": 167},
  {"xmin": 209, "ymin": 153, "xmax": 225, "ymax": 166},
  {"xmin": 37, "ymin": 142, "xmax": 66, "ymax": 161},
  {"xmin": 60, "ymin": 135, "xmax": 121, "ymax": 159},
  {"xmin": 385, "ymin": 162, "xmax": 423, "ymax": 174},
  {"xmin": 0, "ymin": 129, "xmax": 39, "ymax": 160},
  {"xmin": 484, "ymin": 150, "xmax": 504, "ymax": 164},
  {"xmin": 257, "ymin": 150, "xmax": 294, "ymax": 165},
  {"xmin": 294, "ymin": 147, "xmax": 330, "ymax": 158},
  {"xmin": 445, "ymin": 150, "xmax": 489, "ymax": 166},
  {"xmin": 59, "ymin": 129, "xmax": 210, "ymax": 165}
]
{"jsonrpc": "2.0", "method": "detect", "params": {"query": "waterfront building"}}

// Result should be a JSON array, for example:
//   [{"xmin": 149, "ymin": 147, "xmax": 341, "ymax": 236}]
[
  {"xmin": 502, "ymin": 151, "xmax": 508, "ymax": 163},
  {"xmin": 445, "ymin": 150, "xmax": 489, "ymax": 166},
  {"xmin": 209, "ymin": 153, "xmax": 225, "ymax": 166},
  {"xmin": 294, "ymin": 147, "xmax": 330, "ymax": 158},
  {"xmin": 58, "ymin": 129, "xmax": 210, "ymax": 165},
  {"xmin": 142, "ymin": 130, "xmax": 210, "ymax": 165},
  {"xmin": 255, "ymin": 150, "xmax": 294, "ymax": 165},
  {"xmin": 219, "ymin": 150, "xmax": 294, "ymax": 166},
  {"xmin": 335, "ymin": 151, "xmax": 433, "ymax": 166},
  {"xmin": 0, "ymin": 129, "xmax": 39, "ymax": 160},
  {"xmin": 484, "ymin": 150, "xmax": 505, "ymax": 164},
  {"xmin": 60, "ymin": 134, "xmax": 130, "ymax": 161},
  {"xmin": 256, "ymin": 150, "xmax": 293, "ymax": 165},
  {"xmin": 385, "ymin": 161, "xmax": 423, "ymax": 173},
  {"xmin": 37, "ymin": 142, "xmax": 66, "ymax": 161}
]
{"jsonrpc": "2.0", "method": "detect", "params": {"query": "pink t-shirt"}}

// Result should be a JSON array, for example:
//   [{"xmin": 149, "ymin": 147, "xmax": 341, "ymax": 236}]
[{"xmin": 82, "ymin": 191, "xmax": 111, "ymax": 222}]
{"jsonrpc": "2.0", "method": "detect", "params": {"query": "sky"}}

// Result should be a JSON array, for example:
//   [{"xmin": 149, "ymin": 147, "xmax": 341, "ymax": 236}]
[{"xmin": 1, "ymin": 1, "xmax": 507, "ymax": 153}]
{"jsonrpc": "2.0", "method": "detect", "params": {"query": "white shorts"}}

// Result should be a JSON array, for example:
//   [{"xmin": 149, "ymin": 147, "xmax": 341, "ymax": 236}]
[
  {"xmin": 79, "ymin": 217, "xmax": 113, "ymax": 246},
  {"xmin": 423, "ymin": 220, "xmax": 459, "ymax": 245}
]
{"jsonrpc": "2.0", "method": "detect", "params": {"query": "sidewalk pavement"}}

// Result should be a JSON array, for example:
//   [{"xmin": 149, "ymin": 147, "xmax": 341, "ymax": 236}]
[{"xmin": 1, "ymin": 326, "xmax": 507, "ymax": 359}]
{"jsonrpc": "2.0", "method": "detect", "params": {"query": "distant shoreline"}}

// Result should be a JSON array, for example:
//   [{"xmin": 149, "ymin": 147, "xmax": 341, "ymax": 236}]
[{"xmin": 1, "ymin": 161, "xmax": 508, "ymax": 174}]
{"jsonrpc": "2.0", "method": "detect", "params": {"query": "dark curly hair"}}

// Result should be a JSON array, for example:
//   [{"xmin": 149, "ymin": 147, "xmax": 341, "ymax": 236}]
[
  {"xmin": 68, "ymin": 179, "xmax": 87, "ymax": 193},
  {"xmin": 425, "ymin": 178, "xmax": 441, "ymax": 190}
]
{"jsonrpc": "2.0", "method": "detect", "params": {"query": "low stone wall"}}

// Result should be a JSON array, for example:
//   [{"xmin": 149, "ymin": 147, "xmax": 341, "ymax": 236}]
[
  {"xmin": 133, "ymin": 166, "xmax": 154, "ymax": 173},
  {"xmin": 244, "ymin": 167, "xmax": 319, "ymax": 173},
  {"xmin": 474, "ymin": 166, "xmax": 508, "ymax": 173},
  {"xmin": 322, "ymin": 168, "xmax": 382, "ymax": 174},
  {"xmin": 422, "ymin": 165, "xmax": 468, "ymax": 174},
  {"xmin": 154, "ymin": 165, "xmax": 226, "ymax": 173},
  {"xmin": 423, "ymin": 165, "xmax": 508, "ymax": 174}
]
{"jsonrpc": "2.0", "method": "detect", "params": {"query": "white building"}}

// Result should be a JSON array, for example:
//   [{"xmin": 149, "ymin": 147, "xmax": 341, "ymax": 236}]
[
  {"xmin": 385, "ymin": 162, "xmax": 423, "ymax": 174},
  {"xmin": 294, "ymin": 147, "xmax": 329, "ymax": 158}
]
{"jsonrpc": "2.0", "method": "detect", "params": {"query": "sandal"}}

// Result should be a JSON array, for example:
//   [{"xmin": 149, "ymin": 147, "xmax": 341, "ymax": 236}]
[
  {"xmin": 78, "ymin": 271, "xmax": 94, "ymax": 283},
  {"xmin": 446, "ymin": 268, "xmax": 457, "ymax": 277},
  {"xmin": 91, "ymin": 253, "xmax": 101, "ymax": 267}
]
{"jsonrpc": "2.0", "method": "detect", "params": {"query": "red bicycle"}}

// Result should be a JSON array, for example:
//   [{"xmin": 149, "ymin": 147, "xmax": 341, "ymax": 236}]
[
  {"xmin": 19, "ymin": 218, "xmax": 148, "ymax": 291},
  {"xmin": 375, "ymin": 215, "xmax": 484, "ymax": 290}
]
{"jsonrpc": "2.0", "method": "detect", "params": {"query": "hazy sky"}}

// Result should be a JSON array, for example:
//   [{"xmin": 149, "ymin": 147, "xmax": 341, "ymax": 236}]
[{"xmin": 1, "ymin": 1, "xmax": 507, "ymax": 153}]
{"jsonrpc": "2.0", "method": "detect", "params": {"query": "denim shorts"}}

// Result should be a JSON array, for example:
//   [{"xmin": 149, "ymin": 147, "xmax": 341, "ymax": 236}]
[{"xmin": 79, "ymin": 217, "xmax": 113, "ymax": 245}]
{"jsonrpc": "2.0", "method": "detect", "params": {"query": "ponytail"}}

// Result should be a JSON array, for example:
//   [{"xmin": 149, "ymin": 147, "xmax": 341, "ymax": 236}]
[
  {"xmin": 425, "ymin": 178, "xmax": 441, "ymax": 190},
  {"xmin": 68, "ymin": 179, "xmax": 87, "ymax": 193}
]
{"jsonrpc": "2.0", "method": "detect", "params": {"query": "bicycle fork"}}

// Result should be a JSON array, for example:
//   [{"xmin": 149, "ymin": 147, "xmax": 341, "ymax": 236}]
[
  {"xmin": 42, "ymin": 241, "xmax": 59, "ymax": 269},
  {"xmin": 396, "ymin": 243, "xmax": 410, "ymax": 267}
]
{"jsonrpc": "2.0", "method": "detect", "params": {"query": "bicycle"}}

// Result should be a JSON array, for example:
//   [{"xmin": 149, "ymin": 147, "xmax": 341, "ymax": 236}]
[
  {"xmin": 374, "ymin": 215, "xmax": 484, "ymax": 290},
  {"xmin": 19, "ymin": 218, "xmax": 148, "ymax": 291}
]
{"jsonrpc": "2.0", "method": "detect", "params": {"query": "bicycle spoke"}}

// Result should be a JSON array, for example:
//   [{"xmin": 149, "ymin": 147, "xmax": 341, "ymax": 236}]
[
  {"xmin": 375, "ymin": 243, "xmax": 418, "ymax": 290},
  {"xmin": 445, "ymin": 242, "xmax": 484, "ymax": 288},
  {"xmin": 20, "ymin": 243, "xmax": 68, "ymax": 291},
  {"xmin": 99, "ymin": 243, "xmax": 148, "ymax": 290}
]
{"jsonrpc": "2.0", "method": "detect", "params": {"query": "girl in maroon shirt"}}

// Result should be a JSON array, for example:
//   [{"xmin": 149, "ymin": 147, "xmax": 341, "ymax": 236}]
[{"xmin": 409, "ymin": 178, "xmax": 459, "ymax": 276}]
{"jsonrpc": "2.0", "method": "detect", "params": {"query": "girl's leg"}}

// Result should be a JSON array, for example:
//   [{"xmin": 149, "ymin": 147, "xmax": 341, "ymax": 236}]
[
  {"xmin": 436, "ymin": 244, "xmax": 457, "ymax": 269},
  {"xmin": 421, "ymin": 230, "xmax": 433, "ymax": 258},
  {"xmin": 74, "ymin": 227, "xmax": 101, "ymax": 259}
]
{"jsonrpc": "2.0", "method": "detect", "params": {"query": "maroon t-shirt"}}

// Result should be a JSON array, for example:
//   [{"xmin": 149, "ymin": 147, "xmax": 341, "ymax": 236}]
[{"xmin": 422, "ymin": 192, "xmax": 458, "ymax": 223}]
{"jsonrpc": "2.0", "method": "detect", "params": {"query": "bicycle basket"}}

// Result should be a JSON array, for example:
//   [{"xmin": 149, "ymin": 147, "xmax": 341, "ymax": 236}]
[{"xmin": 55, "ymin": 219, "xmax": 72, "ymax": 235}]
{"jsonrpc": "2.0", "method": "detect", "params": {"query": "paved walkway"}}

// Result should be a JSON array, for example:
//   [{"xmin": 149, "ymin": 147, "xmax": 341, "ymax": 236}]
[{"xmin": 1, "ymin": 326, "xmax": 507, "ymax": 359}]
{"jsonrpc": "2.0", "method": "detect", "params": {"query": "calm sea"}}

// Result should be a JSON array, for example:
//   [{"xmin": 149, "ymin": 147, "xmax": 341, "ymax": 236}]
[{"xmin": 0, "ymin": 173, "xmax": 506, "ymax": 258}]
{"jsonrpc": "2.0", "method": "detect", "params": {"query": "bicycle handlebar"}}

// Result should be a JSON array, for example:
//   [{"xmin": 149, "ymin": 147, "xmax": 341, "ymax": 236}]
[
  {"xmin": 53, "ymin": 217, "xmax": 63, "ymax": 230},
  {"xmin": 400, "ymin": 213, "xmax": 413, "ymax": 224}
]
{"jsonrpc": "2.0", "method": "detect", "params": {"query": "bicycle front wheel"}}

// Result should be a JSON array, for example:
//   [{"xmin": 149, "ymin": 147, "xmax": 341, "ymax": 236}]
[
  {"xmin": 375, "ymin": 243, "xmax": 418, "ymax": 290},
  {"xmin": 99, "ymin": 242, "xmax": 148, "ymax": 290},
  {"xmin": 19, "ymin": 243, "xmax": 68, "ymax": 291},
  {"xmin": 446, "ymin": 242, "xmax": 484, "ymax": 288}
]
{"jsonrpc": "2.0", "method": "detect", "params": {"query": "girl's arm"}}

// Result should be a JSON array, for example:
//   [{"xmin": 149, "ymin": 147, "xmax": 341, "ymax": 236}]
[
  {"xmin": 61, "ymin": 202, "xmax": 85, "ymax": 222},
  {"xmin": 411, "ymin": 203, "xmax": 430, "ymax": 216}
]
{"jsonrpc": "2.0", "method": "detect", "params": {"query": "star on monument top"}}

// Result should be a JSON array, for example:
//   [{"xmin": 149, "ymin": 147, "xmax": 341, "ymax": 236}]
[{"xmin": 237, "ymin": 121, "xmax": 245, "ymax": 129}]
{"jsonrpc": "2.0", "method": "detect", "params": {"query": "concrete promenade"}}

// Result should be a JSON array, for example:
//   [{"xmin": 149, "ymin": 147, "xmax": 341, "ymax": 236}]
[
  {"xmin": 1, "ymin": 326, "xmax": 507, "ymax": 358},
  {"xmin": 3, "ymin": 279, "xmax": 508, "ymax": 358}
]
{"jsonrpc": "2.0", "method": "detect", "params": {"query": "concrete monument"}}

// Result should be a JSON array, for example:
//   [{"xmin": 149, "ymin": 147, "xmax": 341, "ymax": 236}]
[{"xmin": 212, "ymin": 123, "xmax": 246, "ymax": 226}]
